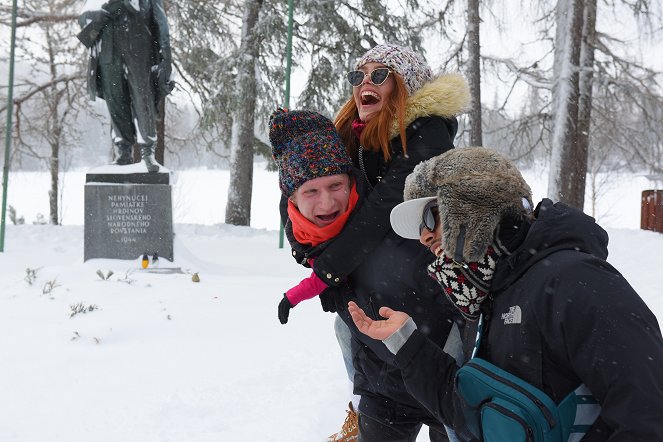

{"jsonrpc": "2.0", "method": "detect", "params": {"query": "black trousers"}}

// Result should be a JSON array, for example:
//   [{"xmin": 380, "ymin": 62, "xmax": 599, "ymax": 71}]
[
  {"xmin": 358, "ymin": 412, "xmax": 450, "ymax": 442},
  {"xmin": 99, "ymin": 54, "xmax": 156, "ymax": 150},
  {"xmin": 357, "ymin": 395, "xmax": 451, "ymax": 442}
]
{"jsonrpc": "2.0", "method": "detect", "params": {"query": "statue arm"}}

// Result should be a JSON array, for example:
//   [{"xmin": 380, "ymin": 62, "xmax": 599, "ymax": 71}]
[
  {"xmin": 151, "ymin": 0, "xmax": 172, "ymax": 64},
  {"xmin": 78, "ymin": 7, "xmax": 111, "ymax": 29},
  {"xmin": 150, "ymin": 0, "xmax": 174, "ymax": 98},
  {"xmin": 77, "ymin": 7, "xmax": 111, "ymax": 47}
]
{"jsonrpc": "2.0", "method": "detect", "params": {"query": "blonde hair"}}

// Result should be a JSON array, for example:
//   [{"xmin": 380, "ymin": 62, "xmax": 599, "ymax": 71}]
[{"xmin": 335, "ymin": 74, "xmax": 409, "ymax": 161}]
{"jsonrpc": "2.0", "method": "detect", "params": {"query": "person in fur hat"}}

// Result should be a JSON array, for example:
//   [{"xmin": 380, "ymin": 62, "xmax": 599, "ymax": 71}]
[
  {"xmin": 348, "ymin": 147, "xmax": 663, "ymax": 441},
  {"xmin": 278, "ymin": 44, "xmax": 471, "ymax": 441},
  {"xmin": 273, "ymin": 108, "xmax": 469, "ymax": 442}
]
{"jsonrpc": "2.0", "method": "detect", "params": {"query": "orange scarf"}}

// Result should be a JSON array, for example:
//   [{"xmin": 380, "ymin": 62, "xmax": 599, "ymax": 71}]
[{"xmin": 288, "ymin": 183, "xmax": 359, "ymax": 246}]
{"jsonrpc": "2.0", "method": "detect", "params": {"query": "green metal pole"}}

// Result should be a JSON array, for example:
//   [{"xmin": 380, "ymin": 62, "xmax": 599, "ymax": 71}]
[
  {"xmin": 279, "ymin": 0, "xmax": 294, "ymax": 249},
  {"xmin": 1, "ymin": 0, "xmax": 18, "ymax": 252},
  {"xmin": 284, "ymin": 0, "xmax": 293, "ymax": 107}
]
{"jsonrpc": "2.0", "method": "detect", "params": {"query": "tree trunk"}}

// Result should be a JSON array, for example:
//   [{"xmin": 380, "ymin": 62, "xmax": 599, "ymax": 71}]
[
  {"xmin": 467, "ymin": 0, "xmax": 483, "ymax": 146},
  {"xmin": 574, "ymin": 0, "xmax": 597, "ymax": 210},
  {"xmin": 46, "ymin": 25, "xmax": 59, "ymax": 225},
  {"xmin": 548, "ymin": 0, "xmax": 584, "ymax": 207},
  {"xmin": 225, "ymin": 0, "xmax": 262, "ymax": 226},
  {"xmin": 48, "ymin": 147, "xmax": 59, "ymax": 225}
]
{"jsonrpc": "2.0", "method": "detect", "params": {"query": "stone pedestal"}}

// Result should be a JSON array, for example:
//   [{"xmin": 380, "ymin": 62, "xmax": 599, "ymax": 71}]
[{"xmin": 84, "ymin": 164, "xmax": 174, "ymax": 261}]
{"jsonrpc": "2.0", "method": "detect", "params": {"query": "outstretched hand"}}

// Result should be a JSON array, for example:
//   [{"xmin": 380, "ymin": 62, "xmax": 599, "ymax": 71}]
[{"xmin": 347, "ymin": 301, "xmax": 411, "ymax": 341}]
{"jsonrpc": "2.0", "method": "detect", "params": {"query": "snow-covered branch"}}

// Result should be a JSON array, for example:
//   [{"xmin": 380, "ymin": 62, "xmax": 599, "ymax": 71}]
[
  {"xmin": 482, "ymin": 55, "xmax": 553, "ymax": 89},
  {"xmin": 0, "ymin": 5, "xmax": 77, "ymax": 27},
  {"xmin": 0, "ymin": 73, "xmax": 84, "ymax": 115}
]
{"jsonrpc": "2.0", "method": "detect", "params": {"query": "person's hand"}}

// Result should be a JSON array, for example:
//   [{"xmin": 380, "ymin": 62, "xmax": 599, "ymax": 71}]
[
  {"xmin": 153, "ymin": 60, "xmax": 174, "ymax": 96},
  {"xmin": 278, "ymin": 295, "xmax": 293, "ymax": 324},
  {"xmin": 348, "ymin": 301, "xmax": 411, "ymax": 341},
  {"xmin": 319, "ymin": 286, "xmax": 337, "ymax": 313},
  {"xmin": 319, "ymin": 285, "xmax": 351, "ymax": 313}
]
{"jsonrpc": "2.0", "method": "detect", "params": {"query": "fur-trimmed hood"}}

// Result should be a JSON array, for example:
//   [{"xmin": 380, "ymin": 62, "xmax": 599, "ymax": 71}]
[{"xmin": 389, "ymin": 73, "xmax": 470, "ymax": 138}]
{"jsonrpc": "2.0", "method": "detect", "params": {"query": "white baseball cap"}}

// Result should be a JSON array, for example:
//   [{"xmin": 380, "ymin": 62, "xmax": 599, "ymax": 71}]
[{"xmin": 389, "ymin": 196, "xmax": 437, "ymax": 240}]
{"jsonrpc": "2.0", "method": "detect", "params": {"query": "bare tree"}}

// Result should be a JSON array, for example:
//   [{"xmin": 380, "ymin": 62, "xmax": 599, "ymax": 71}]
[
  {"xmin": 224, "ymin": 0, "xmax": 263, "ymax": 226},
  {"xmin": 466, "ymin": 0, "xmax": 483, "ymax": 146},
  {"xmin": 1, "ymin": 0, "xmax": 87, "ymax": 224},
  {"xmin": 474, "ymin": 0, "xmax": 661, "ymax": 211},
  {"xmin": 575, "ymin": 0, "xmax": 597, "ymax": 205},
  {"xmin": 548, "ymin": 0, "xmax": 585, "ymax": 206}
]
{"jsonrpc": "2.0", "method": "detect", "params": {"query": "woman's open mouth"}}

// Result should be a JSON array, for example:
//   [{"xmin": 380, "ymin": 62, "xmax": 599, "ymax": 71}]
[{"xmin": 360, "ymin": 91, "xmax": 381, "ymax": 106}]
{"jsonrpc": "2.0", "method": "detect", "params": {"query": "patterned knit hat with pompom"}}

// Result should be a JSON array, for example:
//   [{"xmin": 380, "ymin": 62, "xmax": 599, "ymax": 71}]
[
  {"xmin": 355, "ymin": 43, "xmax": 433, "ymax": 96},
  {"xmin": 269, "ymin": 109, "xmax": 353, "ymax": 197}
]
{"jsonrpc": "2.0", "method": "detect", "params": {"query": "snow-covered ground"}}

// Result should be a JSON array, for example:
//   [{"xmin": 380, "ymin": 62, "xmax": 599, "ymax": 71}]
[{"xmin": 0, "ymin": 164, "xmax": 661, "ymax": 442}]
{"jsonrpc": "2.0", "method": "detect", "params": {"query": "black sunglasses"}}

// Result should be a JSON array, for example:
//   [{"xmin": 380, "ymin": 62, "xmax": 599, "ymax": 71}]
[
  {"xmin": 419, "ymin": 200, "xmax": 439, "ymax": 236},
  {"xmin": 346, "ymin": 68, "xmax": 392, "ymax": 87}
]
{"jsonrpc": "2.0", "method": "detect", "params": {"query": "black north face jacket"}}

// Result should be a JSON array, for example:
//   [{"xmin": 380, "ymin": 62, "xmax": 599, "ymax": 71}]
[{"xmin": 393, "ymin": 199, "xmax": 663, "ymax": 440}]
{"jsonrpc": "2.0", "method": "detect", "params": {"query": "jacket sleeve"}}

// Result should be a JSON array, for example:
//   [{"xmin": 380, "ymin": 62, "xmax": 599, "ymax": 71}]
[
  {"xmin": 542, "ymin": 258, "xmax": 663, "ymax": 441},
  {"xmin": 313, "ymin": 117, "xmax": 456, "ymax": 285},
  {"xmin": 285, "ymin": 270, "xmax": 327, "ymax": 307},
  {"xmin": 393, "ymin": 329, "xmax": 476, "ymax": 439}
]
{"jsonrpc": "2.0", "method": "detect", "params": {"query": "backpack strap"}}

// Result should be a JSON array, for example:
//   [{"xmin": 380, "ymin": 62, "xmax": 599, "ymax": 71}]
[
  {"xmin": 558, "ymin": 384, "xmax": 601, "ymax": 441},
  {"xmin": 471, "ymin": 313, "xmax": 484, "ymax": 359}
]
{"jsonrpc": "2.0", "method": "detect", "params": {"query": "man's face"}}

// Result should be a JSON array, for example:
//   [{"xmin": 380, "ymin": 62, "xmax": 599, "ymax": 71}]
[
  {"xmin": 419, "ymin": 203, "xmax": 443, "ymax": 257},
  {"xmin": 291, "ymin": 174, "xmax": 352, "ymax": 227}
]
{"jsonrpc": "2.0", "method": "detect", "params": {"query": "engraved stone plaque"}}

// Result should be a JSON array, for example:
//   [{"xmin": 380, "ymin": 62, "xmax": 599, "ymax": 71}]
[{"xmin": 84, "ymin": 171, "xmax": 173, "ymax": 261}]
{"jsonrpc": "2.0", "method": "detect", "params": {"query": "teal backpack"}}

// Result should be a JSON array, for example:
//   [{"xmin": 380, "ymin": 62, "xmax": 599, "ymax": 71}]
[{"xmin": 455, "ymin": 315, "xmax": 601, "ymax": 442}]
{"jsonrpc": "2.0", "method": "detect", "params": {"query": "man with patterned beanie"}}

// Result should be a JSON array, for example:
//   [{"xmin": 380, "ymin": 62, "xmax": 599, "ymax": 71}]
[
  {"xmin": 270, "ymin": 108, "xmax": 358, "ymax": 323},
  {"xmin": 270, "ymin": 108, "xmax": 361, "ymax": 441},
  {"xmin": 348, "ymin": 147, "xmax": 663, "ymax": 441}
]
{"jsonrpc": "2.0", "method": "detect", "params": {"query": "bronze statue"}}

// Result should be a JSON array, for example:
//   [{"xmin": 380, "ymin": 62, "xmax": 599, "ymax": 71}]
[{"xmin": 78, "ymin": 0, "xmax": 174, "ymax": 173}]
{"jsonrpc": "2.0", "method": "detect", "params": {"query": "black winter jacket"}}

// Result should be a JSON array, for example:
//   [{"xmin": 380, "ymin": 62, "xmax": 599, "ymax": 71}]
[
  {"xmin": 281, "ymin": 73, "xmax": 470, "ymax": 422},
  {"xmin": 311, "ymin": 115, "xmax": 457, "ymax": 285},
  {"xmin": 280, "ymin": 124, "xmax": 462, "ymax": 412},
  {"xmin": 392, "ymin": 199, "xmax": 663, "ymax": 440},
  {"xmin": 312, "ymin": 73, "xmax": 468, "ymax": 286}
]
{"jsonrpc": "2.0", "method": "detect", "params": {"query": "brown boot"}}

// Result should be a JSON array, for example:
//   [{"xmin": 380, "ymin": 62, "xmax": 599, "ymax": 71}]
[{"xmin": 327, "ymin": 402, "xmax": 358, "ymax": 442}]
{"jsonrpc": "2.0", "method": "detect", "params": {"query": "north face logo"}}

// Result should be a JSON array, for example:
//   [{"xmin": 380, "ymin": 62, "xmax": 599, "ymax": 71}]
[{"xmin": 501, "ymin": 306, "xmax": 522, "ymax": 324}]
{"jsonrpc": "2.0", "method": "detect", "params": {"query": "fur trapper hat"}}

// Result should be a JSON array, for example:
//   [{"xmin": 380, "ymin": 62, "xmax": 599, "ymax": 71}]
[
  {"xmin": 355, "ymin": 43, "xmax": 432, "ymax": 96},
  {"xmin": 269, "ymin": 109, "xmax": 353, "ymax": 197},
  {"xmin": 390, "ymin": 147, "xmax": 533, "ymax": 262}
]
